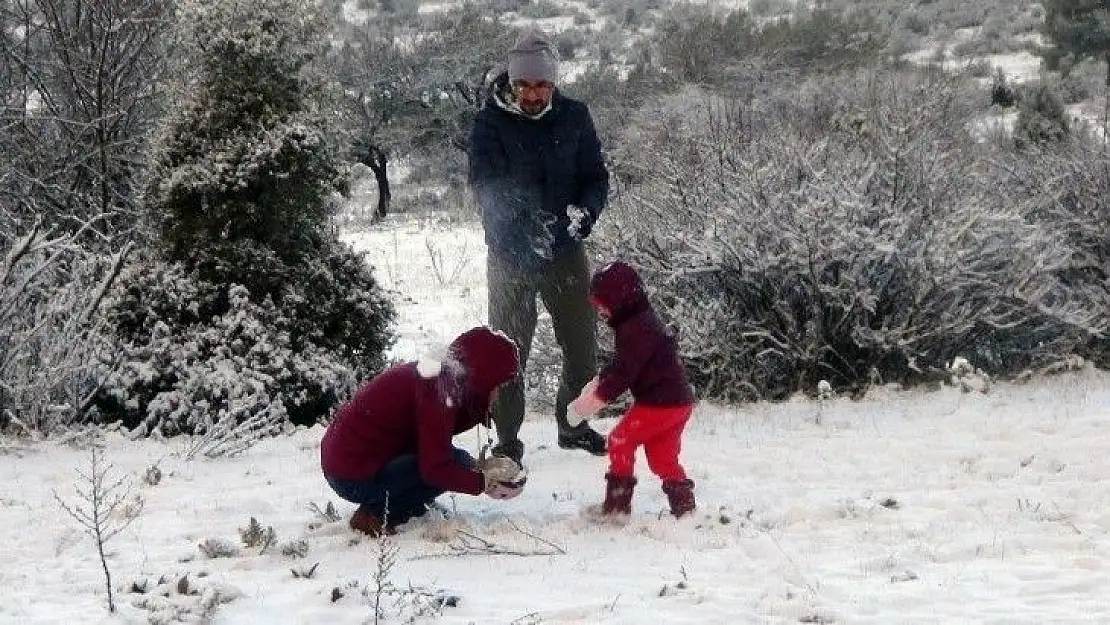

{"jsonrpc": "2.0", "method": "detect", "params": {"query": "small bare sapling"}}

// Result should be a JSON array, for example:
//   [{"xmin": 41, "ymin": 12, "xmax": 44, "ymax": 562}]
[{"xmin": 53, "ymin": 444, "xmax": 143, "ymax": 612}]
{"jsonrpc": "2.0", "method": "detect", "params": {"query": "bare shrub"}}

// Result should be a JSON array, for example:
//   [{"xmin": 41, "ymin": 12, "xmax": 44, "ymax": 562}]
[
  {"xmin": 604, "ymin": 69, "xmax": 1107, "ymax": 400},
  {"xmin": 53, "ymin": 441, "xmax": 143, "ymax": 613},
  {"xmin": 308, "ymin": 500, "xmax": 342, "ymax": 523},
  {"xmin": 0, "ymin": 218, "xmax": 131, "ymax": 435},
  {"xmin": 988, "ymin": 144, "xmax": 1110, "ymax": 367},
  {"xmin": 0, "ymin": 0, "xmax": 172, "ymax": 241},
  {"xmin": 359, "ymin": 498, "xmax": 456, "ymax": 623},
  {"xmin": 1014, "ymin": 82, "xmax": 1072, "ymax": 149},
  {"xmin": 197, "ymin": 538, "xmax": 240, "ymax": 559},
  {"xmin": 238, "ymin": 516, "xmax": 277, "ymax": 553},
  {"xmin": 282, "ymin": 540, "xmax": 311, "ymax": 559}
]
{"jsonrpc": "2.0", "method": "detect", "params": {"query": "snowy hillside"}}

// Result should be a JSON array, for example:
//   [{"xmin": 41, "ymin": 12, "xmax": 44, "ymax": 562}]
[{"xmin": 4, "ymin": 218, "xmax": 1110, "ymax": 625}]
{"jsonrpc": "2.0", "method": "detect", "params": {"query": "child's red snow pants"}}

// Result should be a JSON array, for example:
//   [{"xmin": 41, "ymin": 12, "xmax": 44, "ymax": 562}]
[{"xmin": 607, "ymin": 404, "xmax": 694, "ymax": 481}]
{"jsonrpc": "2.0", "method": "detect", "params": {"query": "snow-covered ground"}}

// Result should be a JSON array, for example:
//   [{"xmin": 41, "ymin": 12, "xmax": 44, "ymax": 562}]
[
  {"xmin": 5, "ymin": 218, "xmax": 1110, "ymax": 624},
  {"xmin": 903, "ymin": 45, "xmax": 1044, "ymax": 85},
  {"xmin": 903, "ymin": 35, "xmax": 1099, "ymax": 143},
  {"xmin": 341, "ymin": 217, "xmax": 489, "ymax": 362}
]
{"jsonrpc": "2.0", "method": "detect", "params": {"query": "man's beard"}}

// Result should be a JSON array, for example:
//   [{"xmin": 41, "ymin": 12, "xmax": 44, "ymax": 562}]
[{"xmin": 520, "ymin": 98, "xmax": 548, "ymax": 114}]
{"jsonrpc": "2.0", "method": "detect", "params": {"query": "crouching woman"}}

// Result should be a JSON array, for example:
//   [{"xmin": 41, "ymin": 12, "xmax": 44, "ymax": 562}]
[{"xmin": 321, "ymin": 326, "xmax": 526, "ymax": 536}]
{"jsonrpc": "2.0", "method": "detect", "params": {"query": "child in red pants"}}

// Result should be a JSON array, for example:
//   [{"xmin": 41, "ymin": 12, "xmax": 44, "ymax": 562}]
[{"xmin": 570, "ymin": 261, "xmax": 696, "ymax": 519}]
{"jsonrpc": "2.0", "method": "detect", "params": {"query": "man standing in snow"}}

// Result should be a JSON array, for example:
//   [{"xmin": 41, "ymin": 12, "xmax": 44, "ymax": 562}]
[
  {"xmin": 467, "ymin": 27, "xmax": 610, "ymax": 465},
  {"xmin": 320, "ymin": 327, "xmax": 527, "ymax": 536}
]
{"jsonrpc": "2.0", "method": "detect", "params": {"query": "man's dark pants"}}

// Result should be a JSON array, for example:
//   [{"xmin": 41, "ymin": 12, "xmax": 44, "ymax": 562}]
[{"xmin": 487, "ymin": 245, "xmax": 597, "ymax": 454}]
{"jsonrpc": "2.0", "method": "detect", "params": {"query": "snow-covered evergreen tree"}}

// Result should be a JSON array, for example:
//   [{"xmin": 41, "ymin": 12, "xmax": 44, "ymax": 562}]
[{"xmin": 95, "ymin": 0, "xmax": 395, "ymax": 437}]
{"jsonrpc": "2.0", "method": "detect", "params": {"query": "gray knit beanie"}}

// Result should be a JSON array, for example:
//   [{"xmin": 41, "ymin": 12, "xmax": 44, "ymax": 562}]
[{"xmin": 507, "ymin": 28, "xmax": 559, "ymax": 84}]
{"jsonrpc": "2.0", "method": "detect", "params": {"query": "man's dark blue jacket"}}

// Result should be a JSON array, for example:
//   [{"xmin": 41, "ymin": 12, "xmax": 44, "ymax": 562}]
[{"xmin": 468, "ymin": 73, "xmax": 609, "ymax": 269}]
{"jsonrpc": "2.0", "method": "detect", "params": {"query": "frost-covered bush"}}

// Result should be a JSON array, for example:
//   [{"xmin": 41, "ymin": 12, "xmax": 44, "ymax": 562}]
[
  {"xmin": 95, "ymin": 0, "xmax": 395, "ymax": 435},
  {"xmin": 603, "ymin": 70, "xmax": 1107, "ymax": 401},
  {"xmin": 96, "ymin": 259, "xmax": 361, "ymax": 435},
  {"xmin": 151, "ymin": 0, "xmax": 344, "ymax": 268},
  {"xmin": 0, "ymin": 222, "xmax": 128, "ymax": 434},
  {"xmin": 1013, "ymin": 82, "xmax": 1071, "ymax": 149},
  {"xmin": 653, "ymin": 4, "xmax": 887, "ymax": 85},
  {"xmin": 989, "ymin": 145, "xmax": 1110, "ymax": 367},
  {"xmin": 183, "ymin": 240, "xmax": 395, "ymax": 374}
]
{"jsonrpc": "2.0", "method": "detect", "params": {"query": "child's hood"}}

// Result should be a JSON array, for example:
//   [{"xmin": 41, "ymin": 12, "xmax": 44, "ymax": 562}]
[{"xmin": 590, "ymin": 260, "xmax": 648, "ymax": 321}]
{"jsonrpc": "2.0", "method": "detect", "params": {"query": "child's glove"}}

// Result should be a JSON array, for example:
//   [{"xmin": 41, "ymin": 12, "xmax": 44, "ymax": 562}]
[
  {"xmin": 566, "ymin": 405, "xmax": 587, "ymax": 428},
  {"xmin": 569, "ymin": 377, "xmax": 606, "ymax": 425}
]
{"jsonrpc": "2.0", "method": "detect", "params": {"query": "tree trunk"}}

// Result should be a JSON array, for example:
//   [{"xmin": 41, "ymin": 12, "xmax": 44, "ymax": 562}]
[
  {"xmin": 369, "ymin": 148, "xmax": 390, "ymax": 223},
  {"xmin": 1103, "ymin": 51, "xmax": 1109, "ymax": 150},
  {"xmin": 355, "ymin": 143, "xmax": 391, "ymax": 222}
]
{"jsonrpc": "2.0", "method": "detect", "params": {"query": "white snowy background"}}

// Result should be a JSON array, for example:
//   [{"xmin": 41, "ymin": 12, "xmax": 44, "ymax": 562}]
[
  {"xmin": 4, "ymin": 215, "xmax": 1110, "ymax": 625},
  {"xmin": 4, "ymin": 0, "xmax": 1110, "ymax": 621}
]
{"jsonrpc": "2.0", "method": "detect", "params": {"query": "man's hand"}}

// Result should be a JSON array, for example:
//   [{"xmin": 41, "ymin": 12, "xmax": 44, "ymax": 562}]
[{"xmin": 567, "ymin": 205, "xmax": 597, "ymax": 240}]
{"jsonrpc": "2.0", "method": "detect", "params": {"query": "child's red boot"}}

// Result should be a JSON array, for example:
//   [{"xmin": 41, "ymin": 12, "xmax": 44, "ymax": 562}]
[
  {"xmin": 661, "ymin": 479, "xmax": 696, "ymax": 518},
  {"xmin": 602, "ymin": 473, "xmax": 637, "ymax": 515}
]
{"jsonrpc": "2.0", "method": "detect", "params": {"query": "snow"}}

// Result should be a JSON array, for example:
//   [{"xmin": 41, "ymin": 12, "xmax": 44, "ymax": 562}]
[
  {"xmin": 341, "ymin": 217, "xmax": 487, "ymax": 362},
  {"xmin": 416, "ymin": 1, "xmax": 464, "ymax": 15},
  {"xmin": 679, "ymin": 0, "xmax": 752, "ymax": 10},
  {"xmin": 416, "ymin": 357, "xmax": 444, "ymax": 378},
  {"xmin": 340, "ymin": 0, "xmax": 372, "ymax": 25},
  {"xmin": 504, "ymin": 15, "xmax": 579, "ymax": 34},
  {"xmin": 983, "ymin": 51, "xmax": 1043, "ymax": 84},
  {"xmin": 903, "ymin": 45, "xmax": 1044, "ymax": 85},
  {"xmin": 6, "ymin": 217, "xmax": 1110, "ymax": 624},
  {"xmin": 558, "ymin": 59, "xmax": 592, "ymax": 85}
]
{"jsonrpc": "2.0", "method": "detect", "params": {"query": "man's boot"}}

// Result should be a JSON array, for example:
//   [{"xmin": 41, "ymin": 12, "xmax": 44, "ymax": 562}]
[
  {"xmin": 491, "ymin": 439, "xmax": 525, "ymax": 466},
  {"xmin": 601, "ymin": 473, "xmax": 637, "ymax": 516},
  {"xmin": 558, "ymin": 425, "xmax": 607, "ymax": 455}
]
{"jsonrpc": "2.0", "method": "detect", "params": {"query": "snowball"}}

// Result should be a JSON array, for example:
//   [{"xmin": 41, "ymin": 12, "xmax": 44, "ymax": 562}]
[
  {"xmin": 416, "ymin": 357, "xmax": 442, "ymax": 378},
  {"xmin": 566, "ymin": 205, "xmax": 587, "ymax": 238},
  {"xmin": 417, "ymin": 343, "xmax": 450, "ymax": 378}
]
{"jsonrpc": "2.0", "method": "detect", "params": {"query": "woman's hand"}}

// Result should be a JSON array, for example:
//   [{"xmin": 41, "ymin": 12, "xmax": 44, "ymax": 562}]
[
  {"xmin": 485, "ymin": 479, "xmax": 525, "ymax": 499},
  {"xmin": 478, "ymin": 455, "xmax": 527, "ymax": 499}
]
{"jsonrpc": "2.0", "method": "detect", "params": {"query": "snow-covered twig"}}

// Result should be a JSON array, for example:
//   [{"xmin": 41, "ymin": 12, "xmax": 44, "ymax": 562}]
[
  {"xmin": 411, "ymin": 520, "xmax": 566, "ymax": 559},
  {"xmin": 52, "ymin": 443, "xmax": 143, "ymax": 613},
  {"xmin": 181, "ymin": 409, "xmax": 288, "ymax": 460}
]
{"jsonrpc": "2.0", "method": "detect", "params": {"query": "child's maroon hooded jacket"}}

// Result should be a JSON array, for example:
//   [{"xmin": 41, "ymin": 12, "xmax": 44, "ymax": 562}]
[
  {"xmin": 320, "ymin": 327, "xmax": 518, "ymax": 495},
  {"xmin": 589, "ymin": 261, "xmax": 694, "ymax": 407}
]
